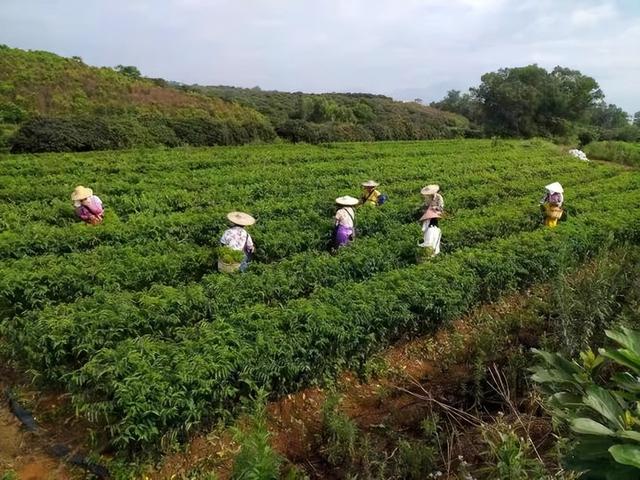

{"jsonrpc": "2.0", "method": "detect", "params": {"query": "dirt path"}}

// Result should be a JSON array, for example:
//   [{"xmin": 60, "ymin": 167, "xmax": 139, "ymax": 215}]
[{"xmin": 0, "ymin": 402, "xmax": 71, "ymax": 480}]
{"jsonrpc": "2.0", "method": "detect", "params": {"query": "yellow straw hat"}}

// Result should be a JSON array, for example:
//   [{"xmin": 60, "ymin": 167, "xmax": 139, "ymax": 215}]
[
  {"xmin": 420, "ymin": 184, "xmax": 440, "ymax": 196},
  {"xmin": 335, "ymin": 196, "xmax": 359, "ymax": 207},
  {"xmin": 227, "ymin": 211, "xmax": 256, "ymax": 226},
  {"xmin": 71, "ymin": 186, "xmax": 93, "ymax": 201}
]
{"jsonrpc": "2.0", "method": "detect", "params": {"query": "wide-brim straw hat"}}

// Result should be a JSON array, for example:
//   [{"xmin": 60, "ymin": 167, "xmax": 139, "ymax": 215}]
[
  {"xmin": 71, "ymin": 186, "xmax": 93, "ymax": 201},
  {"xmin": 420, "ymin": 208, "xmax": 443, "ymax": 221},
  {"xmin": 421, "ymin": 184, "xmax": 440, "ymax": 196},
  {"xmin": 335, "ymin": 195, "xmax": 359, "ymax": 207},
  {"xmin": 361, "ymin": 180, "xmax": 379, "ymax": 188},
  {"xmin": 227, "ymin": 211, "xmax": 256, "ymax": 226},
  {"xmin": 545, "ymin": 182, "xmax": 564, "ymax": 193}
]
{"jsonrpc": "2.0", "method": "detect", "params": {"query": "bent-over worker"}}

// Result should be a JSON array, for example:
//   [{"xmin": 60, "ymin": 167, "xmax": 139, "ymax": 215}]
[
  {"xmin": 420, "ymin": 184, "xmax": 444, "ymax": 228},
  {"xmin": 71, "ymin": 186, "xmax": 104, "ymax": 225},
  {"xmin": 360, "ymin": 180, "xmax": 386, "ymax": 206},
  {"xmin": 220, "ymin": 211, "xmax": 256, "ymax": 272},
  {"xmin": 419, "ymin": 184, "xmax": 444, "ymax": 256},
  {"xmin": 334, "ymin": 196, "xmax": 358, "ymax": 248},
  {"xmin": 540, "ymin": 182, "xmax": 564, "ymax": 228}
]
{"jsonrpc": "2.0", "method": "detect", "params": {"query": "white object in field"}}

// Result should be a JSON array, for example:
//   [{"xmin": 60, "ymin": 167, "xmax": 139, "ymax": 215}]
[
  {"xmin": 545, "ymin": 182, "xmax": 564, "ymax": 193},
  {"xmin": 419, "ymin": 224, "xmax": 441, "ymax": 256},
  {"xmin": 568, "ymin": 149, "xmax": 589, "ymax": 161}
]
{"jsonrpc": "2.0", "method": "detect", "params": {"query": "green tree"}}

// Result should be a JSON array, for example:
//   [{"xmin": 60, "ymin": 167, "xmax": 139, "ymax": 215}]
[
  {"xmin": 114, "ymin": 65, "xmax": 141, "ymax": 78},
  {"xmin": 633, "ymin": 111, "xmax": 640, "ymax": 127},
  {"xmin": 473, "ymin": 65, "xmax": 603, "ymax": 137},
  {"xmin": 588, "ymin": 102, "xmax": 629, "ymax": 129},
  {"xmin": 430, "ymin": 89, "xmax": 481, "ymax": 123}
]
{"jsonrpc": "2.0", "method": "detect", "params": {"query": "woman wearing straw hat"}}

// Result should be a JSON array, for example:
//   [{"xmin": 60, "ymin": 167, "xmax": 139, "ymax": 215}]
[
  {"xmin": 220, "ymin": 211, "xmax": 256, "ymax": 272},
  {"xmin": 360, "ymin": 180, "xmax": 385, "ymax": 206},
  {"xmin": 420, "ymin": 184, "xmax": 444, "ymax": 227},
  {"xmin": 419, "ymin": 184, "xmax": 444, "ymax": 256},
  {"xmin": 333, "ymin": 196, "xmax": 358, "ymax": 248},
  {"xmin": 540, "ymin": 182, "xmax": 564, "ymax": 228},
  {"xmin": 71, "ymin": 186, "xmax": 104, "ymax": 225}
]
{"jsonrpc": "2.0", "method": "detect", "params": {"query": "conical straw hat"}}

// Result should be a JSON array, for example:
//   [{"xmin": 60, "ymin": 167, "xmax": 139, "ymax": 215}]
[
  {"xmin": 71, "ymin": 186, "xmax": 93, "ymax": 201},
  {"xmin": 335, "ymin": 195, "xmax": 359, "ymax": 206},
  {"xmin": 227, "ymin": 211, "xmax": 256, "ymax": 226},
  {"xmin": 361, "ymin": 180, "xmax": 379, "ymax": 187},
  {"xmin": 420, "ymin": 184, "xmax": 440, "ymax": 196}
]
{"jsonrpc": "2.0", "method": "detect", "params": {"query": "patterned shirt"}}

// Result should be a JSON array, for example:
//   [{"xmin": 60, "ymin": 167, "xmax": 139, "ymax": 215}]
[
  {"xmin": 335, "ymin": 207, "xmax": 355, "ymax": 228},
  {"xmin": 220, "ymin": 226, "xmax": 254, "ymax": 253},
  {"xmin": 75, "ymin": 195, "xmax": 104, "ymax": 223}
]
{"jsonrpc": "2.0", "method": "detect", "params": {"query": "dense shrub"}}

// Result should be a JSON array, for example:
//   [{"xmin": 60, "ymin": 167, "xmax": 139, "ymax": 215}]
[
  {"xmin": 9, "ymin": 114, "xmax": 276, "ymax": 152},
  {"xmin": 584, "ymin": 141, "xmax": 640, "ymax": 167}
]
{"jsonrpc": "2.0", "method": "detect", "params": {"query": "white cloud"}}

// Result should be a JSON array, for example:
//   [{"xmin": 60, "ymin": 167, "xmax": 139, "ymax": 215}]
[{"xmin": 571, "ymin": 2, "xmax": 617, "ymax": 27}]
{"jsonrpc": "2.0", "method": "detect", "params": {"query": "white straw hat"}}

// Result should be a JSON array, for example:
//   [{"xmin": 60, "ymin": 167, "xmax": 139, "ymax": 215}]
[
  {"xmin": 335, "ymin": 195, "xmax": 359, "ymax": 206},
  {"xmin": 361, "ymin": 180, "xmax": 379, "ymax": 187},
  {"xmin": 545, "ymin": 182, "xmax": 564, "ymax": 193},
  {"xmin": 420, "ymin": 184, "xmax": 440, "ymax": 196},
  {"xmin": 227, "ymin": 211, "xmax": 256, "ymax": 226},
  {"xmin": 71, "ymin": 186, "xmax": 93, "ymax": 201}
]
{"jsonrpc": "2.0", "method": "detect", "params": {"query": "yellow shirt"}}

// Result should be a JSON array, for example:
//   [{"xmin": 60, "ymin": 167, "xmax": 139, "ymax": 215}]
[{"xmin": 361, "ymin": 189, "xmax": 381, "ymax": 206}]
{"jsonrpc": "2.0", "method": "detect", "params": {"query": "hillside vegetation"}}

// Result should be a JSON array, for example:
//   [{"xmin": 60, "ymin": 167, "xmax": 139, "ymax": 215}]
[
  {"xmin": 0, "ymin": 45, "xmax": 275, "ymax": 152},
  {"xmin": 0, "ymin": 45, "xmax": 469, "ymax": 152},
  {"xmin": 189, "ymin": 85, "xmax": 469, "ymax": 142}
]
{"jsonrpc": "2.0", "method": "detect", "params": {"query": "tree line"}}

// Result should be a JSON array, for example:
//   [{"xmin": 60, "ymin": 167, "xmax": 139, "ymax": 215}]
[{"xmin": 430, "ymin": 64, "xmax": 639, "ymax": 144}]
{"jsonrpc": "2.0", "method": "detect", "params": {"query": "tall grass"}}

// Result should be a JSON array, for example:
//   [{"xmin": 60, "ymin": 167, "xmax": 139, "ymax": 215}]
[{"xmin": 584, "ymin": 141, "xmax": 640, "ymax": 167}]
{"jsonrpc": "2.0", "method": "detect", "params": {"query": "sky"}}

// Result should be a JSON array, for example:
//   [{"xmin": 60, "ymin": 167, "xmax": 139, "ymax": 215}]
[{"xmin": 1, "ymin": 0, "xmax": 639, "ymax": 114}]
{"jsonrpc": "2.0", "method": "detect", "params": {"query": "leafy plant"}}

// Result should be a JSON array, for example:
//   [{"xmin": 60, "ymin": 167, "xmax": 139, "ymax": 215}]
[
  {"xmin": 531, "ymin": 327, "xmax": 640, "ymax": 479},
  {"xmin": 218, "ymin": 245, "xmax": 245, "ymax": 264},
  {"xmin": 480, "ymin": 418, "xmax": 546, "ymax": 479},
  {"xmin": 231, "ymin": 399, "xmax": 282, "ymax": 480},
  {"xmin": 320, "ymin": 393, "xmax": 358, "ymax": 467}
]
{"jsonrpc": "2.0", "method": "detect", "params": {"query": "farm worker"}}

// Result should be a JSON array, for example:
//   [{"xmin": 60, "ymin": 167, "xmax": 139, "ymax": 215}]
[
  {"xmin": 333, "ymin": 196, "xmax": 359, "ymax": 248},
  {"xmin": 220, "ymin": 211, "xmax": 256, "ymax": 272},
  {"xmin": 360, "ymin": 180, "xmax": 387, "ymax": 206},
  {"xmin": 420, "ymin": 184, "xmax": 444, "ymax": 228},
  {"xmin": 419, "ymin": 185, "xmax": 444, "ymax": 256},
  {"xmin": 540, "ymin": 182, "xmax": 564, "ymax": 228},
  {"xmin": 71, "ymin": 186, "xmax": 104, "ymax": 225}
]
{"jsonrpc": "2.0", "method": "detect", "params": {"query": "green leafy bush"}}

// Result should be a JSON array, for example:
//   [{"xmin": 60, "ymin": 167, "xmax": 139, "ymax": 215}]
[
  {"xmin": 532, "ymin": 328, "xmax": 640, "ymax": 479},
  {"xmin": 583, "ymin": 141, "xmax": 640, "ymax": 168}
]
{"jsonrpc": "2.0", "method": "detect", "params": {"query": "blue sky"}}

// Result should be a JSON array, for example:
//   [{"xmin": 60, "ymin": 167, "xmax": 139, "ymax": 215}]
[{"xmin": 1, "ymin": 0, "xmax": 639, "ymax": 114}]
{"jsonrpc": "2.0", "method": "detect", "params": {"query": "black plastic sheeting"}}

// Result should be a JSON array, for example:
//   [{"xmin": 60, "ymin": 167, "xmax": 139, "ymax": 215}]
[{"xmin": 4, "ymin": 388, "xmax": 110, "ymax": 479}]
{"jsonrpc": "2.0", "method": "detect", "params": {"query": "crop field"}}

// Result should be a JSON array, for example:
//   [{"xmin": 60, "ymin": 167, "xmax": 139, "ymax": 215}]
[{"xmin": 1, "ymin": 139, "xmax": 640, "ymax": 451}]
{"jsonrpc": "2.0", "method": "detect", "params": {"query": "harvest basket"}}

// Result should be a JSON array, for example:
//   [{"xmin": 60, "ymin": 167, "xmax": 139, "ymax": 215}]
[
  {"xmin": 416, "ymin": 244, "xmax": 435, "ymax": 263},
  {"xmin": 218, "ymin": 259, "xmax": 241, "ymax": 273},
  {"xmin": 546, "ymin": 205, "xmax": 563, "ymax": 220}
]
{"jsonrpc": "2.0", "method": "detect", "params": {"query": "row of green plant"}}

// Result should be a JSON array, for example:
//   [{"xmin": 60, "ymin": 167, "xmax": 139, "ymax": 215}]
[
  {"xmin": 0, "ymin": 142, "xmax": 617, "ymax": 264},
  {"xmin": 57, "ymin": 192, "xmax": 640, "ymax": 449},
  {"xmin": 0, "ymin": 140, "xmax": 578, "ymax": 208},
  {"xmin": 6, "ymin": 172, "xmax": 637, "ymax": 382},
  {"xmin": 4, "ymin": 166, "xmax": 631, "ymax": 317}
]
